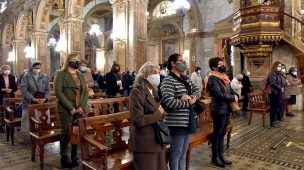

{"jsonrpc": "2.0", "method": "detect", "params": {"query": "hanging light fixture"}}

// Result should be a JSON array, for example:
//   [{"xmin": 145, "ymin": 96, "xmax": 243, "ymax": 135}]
[
  {"xmin": 172, "ymin": 0, "xmax": 190, "ymax": 12},
  {"xmin": 7, "ymin": 51, "xmax": 14, "ymax": 62},
  {"xmin": 47, "ymin": 0, "xmax": 57, "ymax": 47},
  {"xmin": 89, "ymin": 0, "xmax": 102, "ymax": 36}
]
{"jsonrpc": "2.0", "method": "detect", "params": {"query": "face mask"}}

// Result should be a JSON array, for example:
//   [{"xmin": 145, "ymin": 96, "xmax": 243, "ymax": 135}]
[
  {"xmin": 33, "ymin": 69, "xmax": 41, "ymax": 74},
  {"xmin": 3, "ymin": 70, "xmax": 10, "ymax": 75},
  {"xmin": 281, "ymin": 69, "xmax": 286, "ymax": 73},
  {"xmin": 246, "ymin": 72, "xmax": 250, "ymax": 76},
  {"xmin": 276, "ymin": 66, "xmax": 282, "ymax": 72},
  {"xmin": 147, "ymin": 74, "xmax": 160, "ymax": 88},
  {"xmin": 218, "ymin": 65, "xmax": 226, "ymax": 73},
  {"xmin": 69, "ymin": 61, "xmax": 80, "ymax": 69},
  {"xmin": 114, "ymin": 69, "xmax": 119, "ymax": 73},
  {"xmin": 197, "ymin": 70, "xmax": 201, "ymax": 74},
  {"xmin": 293, "ymin": 72, "xmax": 298, "ymax": 76},
  {"xmin": 176, "ymin": 63, "xmax": 187, "ymax": 72},
  {"xmin": 79, "ymin": 66, "xmax": 87, "ymax": 72}
]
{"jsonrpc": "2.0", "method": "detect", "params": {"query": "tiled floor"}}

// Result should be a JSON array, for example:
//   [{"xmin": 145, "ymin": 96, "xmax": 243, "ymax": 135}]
[{"xmin": 0, "ymin": 110, "xmax": 303, "ymax": 170}]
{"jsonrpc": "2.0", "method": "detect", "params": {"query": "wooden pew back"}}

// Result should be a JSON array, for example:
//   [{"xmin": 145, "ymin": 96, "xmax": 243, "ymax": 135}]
[
  {"xmin": 87, "ymin": 97, "xmax": 129, "ymax": 117},
  {"xmin": 79, "ymin": 111, "xmax": 131, "ymax": 170}
]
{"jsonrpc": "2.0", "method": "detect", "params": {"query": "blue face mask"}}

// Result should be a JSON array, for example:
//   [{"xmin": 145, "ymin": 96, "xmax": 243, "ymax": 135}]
[
  {"xmin": 176, "ymin": 63, "xmax": 187, "ymax": 73},
  {"xmin": 79, "ymin": 66, "xmax": 87, "ymax": 72}
]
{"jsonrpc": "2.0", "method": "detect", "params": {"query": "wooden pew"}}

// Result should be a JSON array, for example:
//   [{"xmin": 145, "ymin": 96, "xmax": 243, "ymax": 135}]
[
  {"xmin": 4, "ymin": 96, "xmax": 57, "ymax": 145},
  {"xmin": 79, "ymin": 111, "xmax": 132, "ymax": 170},
  {"xmin": 186, "ymin": 99, "xmax": 233, "ymax": 170},
  {"xmin": 87, "ymin": 97, "xmax": 129, "ymax": 116},
  {"xmin": 28, "ymin": 102, "xmax": 60, "ymax": 169},
  {"xmin": 248, "ymin": 90, "xmax": 270, "ymax": 127}
]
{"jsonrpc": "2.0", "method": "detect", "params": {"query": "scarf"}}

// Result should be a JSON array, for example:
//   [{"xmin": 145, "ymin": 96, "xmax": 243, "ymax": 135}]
[{"xmin": 204, "ymin": 71, "xmax": 230, "ymax": 97}]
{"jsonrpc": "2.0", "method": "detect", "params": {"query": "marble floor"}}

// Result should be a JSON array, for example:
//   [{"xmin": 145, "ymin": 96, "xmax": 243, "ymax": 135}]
[{"xmin": 0, "ymin": 110, "xmax": 303, "ymax": 170}]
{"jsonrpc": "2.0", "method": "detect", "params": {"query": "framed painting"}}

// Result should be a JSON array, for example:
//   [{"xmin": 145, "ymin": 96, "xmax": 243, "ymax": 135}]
[{"xmin": 161, "ymin": 38, "xmax": 180, "ymax": 64}]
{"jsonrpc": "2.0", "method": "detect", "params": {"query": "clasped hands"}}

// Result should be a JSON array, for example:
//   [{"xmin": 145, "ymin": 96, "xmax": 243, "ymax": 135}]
[
  {"xmin": 2, "ymin": 88, "xmax": 12, "ymax": 93},
  {"xmin": 181, "ymin": 95, "xmax": 197, "ymax": 105},
  {"xmin": 70, "ymin": 108, "xmax": 84, "ymax": 115},
  {"xmin": 32, "ymin": 98, "xmax": 46, "ymax": 104}
]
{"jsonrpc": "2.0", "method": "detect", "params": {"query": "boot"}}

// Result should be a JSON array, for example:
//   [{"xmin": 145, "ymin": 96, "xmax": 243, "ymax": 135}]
[
  {"xmin": 71, "ymin": 144, "xmax": 79, "ymax": 167},
  {"xmin": 219, "ymin": 156, "xmax": 232, "ymax": 165},
  {"xmin": 211, "ymin": 157, "xmax": 225, "ymax": 168},
  {"xmin": 61, "ymin": 155, "xmax": 73, "ymax": 169}
]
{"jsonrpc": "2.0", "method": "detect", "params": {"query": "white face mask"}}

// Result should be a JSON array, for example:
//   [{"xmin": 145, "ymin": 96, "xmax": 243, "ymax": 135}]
[
  {"xmin": 293, "ymin": 72, "xmax": 298, "ymax": 76},
  {"xmin": 277, "ymin": 66, "xmax": 282, "ymax": 72},
  {"xmin": 197, "ymin": 70, "xmax": 201, "ymax": 74},
  {"xmin": 3, "ymin": 70, "xmax": 10, "ymax": 75},
  {"xmin": 79, "ymin": 66, "xmax": 87, "ymax": 72},
  {"xmin": 281, "ymin": 69, "xmax": 286, "ymax": 73},
  {"xmin": 246, "ymin": 72, "xmax": 250, "ymax": 76},
  {"xmin": 147, "ymin": 74, "xmax": 160, "ymax": 88},
  {"xmin": 33, "ymin": 69, "xmax": 41, "ymax": 74}
]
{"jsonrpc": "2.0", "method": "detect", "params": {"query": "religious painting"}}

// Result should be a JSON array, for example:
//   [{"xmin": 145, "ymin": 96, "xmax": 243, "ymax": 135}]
[{"xmin": 161, "ymin": 38, "xmax": 179, "ymax": 64}]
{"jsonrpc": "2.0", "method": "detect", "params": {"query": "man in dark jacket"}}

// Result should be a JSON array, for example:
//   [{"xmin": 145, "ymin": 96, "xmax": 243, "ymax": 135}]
[
  {"xmin": 241, "ymin": 69, "xmax": 252, "ymax": 111},
  {"xmin": 122, "ymin": 71, "xmax": 133, "ymax": 96}
]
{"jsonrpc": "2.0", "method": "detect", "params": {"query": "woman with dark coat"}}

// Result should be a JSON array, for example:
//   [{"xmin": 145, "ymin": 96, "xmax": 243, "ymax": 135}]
[
  {"xmin": 0, "ymin": 65, "xmax": 17, "ymax": 104},
  {"xmin": 268, "ymin": 61, "xmax": 284, "ymax": 128},
  {"xmin": 207, "ymin": 57, "xmax": 238, "ymax": 168},
  {"xmin": 0, "ymin": 65, "xmax": 17, "ymax": 132},
  {"xmin": 241, "ymin": 69, "xmax": 252, "ymax": 111},
  {"xmin": 129, "ymin": 62, "xmax": 167, "ymax": 170},
  {"xmin": 105, "ymin": 63, "xmax": 122, "ymax": 97},
  {"xmin": 286, "ymin": 67, "xmax": 301, "ymax": 116},
  {"xmin": 54, "ymin": 54, "xmax": 89, "ymax": 168}
]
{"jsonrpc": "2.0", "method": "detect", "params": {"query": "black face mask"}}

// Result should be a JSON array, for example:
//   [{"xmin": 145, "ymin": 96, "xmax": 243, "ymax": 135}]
[
  {"xmin": 218, "ymin": 65, "xmax": 226, "ymax": 73},
  {"xmin": 69, "ymin": 61, "xmax": 80, "ymax": 69},
  {"xmin": 114, "ymin": 69, "xmax": 119, "ymax": 73}
]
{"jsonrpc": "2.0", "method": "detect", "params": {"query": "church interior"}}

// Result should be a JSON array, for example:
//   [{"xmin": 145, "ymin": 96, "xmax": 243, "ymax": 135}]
[{"xmin": 0, "ymin": 0, "xmax": 303, "ymax": 169}]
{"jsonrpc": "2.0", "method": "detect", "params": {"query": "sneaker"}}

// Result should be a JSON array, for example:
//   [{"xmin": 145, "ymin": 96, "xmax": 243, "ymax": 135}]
[{"xmin": 286, "ymin": 112, "xmax": 295, "ymax": 117}]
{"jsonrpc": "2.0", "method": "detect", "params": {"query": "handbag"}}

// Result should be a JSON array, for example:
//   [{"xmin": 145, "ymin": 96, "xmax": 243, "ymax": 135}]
[
  {"xmin": 194, "ymin": 100, "xmax": 206, "ymax": 115},
  {"xmin": 69, "ymin": 126, "xmax": 80, "ymax": 144},
  {"xmin": 154, "ymin": 121, "xmax": 170, "ymax": 147},
  {"xmin": 230, "ymin": 102, "xmax": 240, "ymax": 113},
  {"xmin": 188, "ymin": 108, "xmax": 199, "ymax": 133}
]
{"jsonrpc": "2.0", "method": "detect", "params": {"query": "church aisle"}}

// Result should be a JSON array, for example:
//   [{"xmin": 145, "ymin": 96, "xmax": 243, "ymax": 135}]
[{"xmin": 0, "ymin": 111, "xmax": 302, "ymax": 170}]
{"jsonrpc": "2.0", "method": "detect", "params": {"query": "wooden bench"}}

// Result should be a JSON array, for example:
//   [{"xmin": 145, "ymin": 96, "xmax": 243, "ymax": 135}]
[
  {"xmin": 79, "ymin": 111, "xmax": 132, "ymax": 170},
  {"xmin": 248, "ymin": 90, "xmax": 270, "ymax": 127},
  {"xmin": 4, "ymin": 96, "xmax": 57, "ymax": 145},
  {"xmin": 28, "ymin": 102, "xmax": 60, "ymax": 169},
  {"xmin": 87, "ymin": 97, "xmax": 129, "ymax": 116},
  {"xmin": 186, "ymin": 99, "xmax": 233, "ymax": 170}
]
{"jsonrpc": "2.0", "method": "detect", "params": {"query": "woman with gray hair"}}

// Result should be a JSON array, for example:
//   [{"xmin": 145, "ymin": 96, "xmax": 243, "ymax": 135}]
[
  {"xmin": 129, "ymin": 62, "xmax": 167, "ymax": 170},
  {"xmin": 231, "ymin": 74, "xmax": 243, "ymax": 97},
  {"xmin": 286, "ymin": 67, "xmax": 301, "ymax": 116}
]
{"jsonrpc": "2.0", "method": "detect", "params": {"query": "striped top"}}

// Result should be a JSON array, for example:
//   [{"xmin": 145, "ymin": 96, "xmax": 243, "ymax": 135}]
[{"xmin": 160, "ymin": 73, "xmax": 200, "ymax": 127}]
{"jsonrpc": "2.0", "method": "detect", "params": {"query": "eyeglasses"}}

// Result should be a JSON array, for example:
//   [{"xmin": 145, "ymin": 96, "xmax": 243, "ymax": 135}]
[{"xmin": 177, "ymin": 59, "xmax": 186, "ymax": 63}]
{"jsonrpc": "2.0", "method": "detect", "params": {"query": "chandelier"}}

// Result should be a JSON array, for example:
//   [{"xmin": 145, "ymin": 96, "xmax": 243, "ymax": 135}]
[
  {"xmin": 89, "ymin": 23, "xmax": 102, "ymax": 36},
  {"xmin": 173, "ymin": 0, "xmax": 190, "ymax": 12},
  {"xmin": 24, "ymin": 45, "xmax": 34, "ymax": 59},
  {"xmin": 48, "ymin": 35, "xmax": 57, "ymax": 47},
  {"xmin": 7, "ymin": 51, "xmax": 14, "ymax": 62}
]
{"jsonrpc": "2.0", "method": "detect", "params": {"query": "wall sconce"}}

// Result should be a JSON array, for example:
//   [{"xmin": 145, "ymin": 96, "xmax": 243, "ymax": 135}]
[
  {"xmin": 7, "ymin": 51, "xmax": 15, "ymax": 62},
  {"xmin": 96, "ymin": 48, "xmax": 105, "ymax": 71},
  {"xmin": 24, "ymin": 45, "xmax": 34, "ymax": 60}
]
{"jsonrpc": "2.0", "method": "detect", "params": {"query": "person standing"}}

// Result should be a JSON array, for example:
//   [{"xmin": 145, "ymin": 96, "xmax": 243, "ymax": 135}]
[
  {"xmin": 241, "ymin": 69, "xmax": 252, "ymax": 111},
  {"xmin": 20, "ymin": 61, "xmax": 51, "ymax": 140},
  {"xmin": 0, "ymin": 65, "xmax": 17, "ymax": 132},
  {"xmin": 278, "ymin": 64, "xmax": 289, "ymax": 121},
  {"xmin": 286, "ymin": 67, "xmax": 301, "ymax": 116},
  {"xmin": 129, "ymin": 62, "xmax": 167, "ymax": 170},
  {"xmin": 105, "ymin": 63, "xmax": 122, "ymax": 98},
  {"xmin": 122, "ymin": 71, "xmax": 134, "ymax": 96},
  {"xmin": 191, "ymin": 67, "xmax": 203, "ymax": 94},
  {"xmin": 54, "ymin": 54, "xmax": 89, "ymax": 168},
  {"xmin": 206, "ymin": 57, "xmax": 237, "ymax": 168},
  {"xmin": 268, "ymin": 61, "xmax": 284, "ymax": 128},
  {"xmin": 160, "ymin": 53, "xmax": 200, "ymax": 170},
  {"xmin": 231, "ymin": 74, "xmax": 243, "ymax": 97}
]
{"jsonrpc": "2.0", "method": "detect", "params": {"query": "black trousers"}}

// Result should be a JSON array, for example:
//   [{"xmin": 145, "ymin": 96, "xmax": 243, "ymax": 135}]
[
  {"xmin": 270, "ymin": 93, "xmax": 280, "ymax": 123},
  {"xmin": 242, "ymin": 93, "xmax": 249, "ymax": 110},
  {"xmin": 211, "ymin": 113, "xmax": 230, "ymax": 159}
]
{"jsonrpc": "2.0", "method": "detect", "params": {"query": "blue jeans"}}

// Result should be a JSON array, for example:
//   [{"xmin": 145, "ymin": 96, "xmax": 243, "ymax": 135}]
[{"xmin": 169, "ymin": 133, "xmax": 191, "ymax": 170}]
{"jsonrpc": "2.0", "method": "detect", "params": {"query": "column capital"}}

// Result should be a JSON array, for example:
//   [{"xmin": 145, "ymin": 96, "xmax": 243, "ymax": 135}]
[
  {"xmin": 136, "ymin": 0, "xmax": 149, "ymax": 4},
  {"xmin": 109, "ymin": 0, "xmax": 127, "ymax": 8},
  {"xmin": 30, "ymin": 31, "xmax": 48, "ymax": 40},
  {"xmin": 12, "ymin": 40, "xmax": 26, "ymax": 46}
]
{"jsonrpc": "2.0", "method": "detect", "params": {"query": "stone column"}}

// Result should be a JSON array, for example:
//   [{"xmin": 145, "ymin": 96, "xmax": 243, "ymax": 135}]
[
  {"xmin": 12, "ymin": 40, "xmax": 26, "ymax": 75},
  {"xmin": 31, "ymin": 31, "xmax": 48, "ymax": 74},
  {"xmin": 110, "ymin": 0, "xmax": 148, "ymax": 71}
]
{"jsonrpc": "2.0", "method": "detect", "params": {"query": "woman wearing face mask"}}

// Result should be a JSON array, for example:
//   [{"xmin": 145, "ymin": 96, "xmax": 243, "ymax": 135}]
[
  {"xmin": 0, "ymin": 65, "xmax": 17, "ymax": 132},
  {"xmin": 286, "ymin": 67, "xmax": 301, "ymax": 117},
  {"xmin": 79, "ymin": 59, "xmax": 95, "ymax": 88},
  {"xmin": 54, "ymin": 54, "xmax": 89, "ymax": 168},
  {"xmin": 20, "ymin": 61, "xmax": 51, "ymax": 140},
  {"xmin": 268, "ymin": 61, "xmax": 284, "ymax": 128},
  {"xmin": 160, "ymin": 53, "xmax": 200, "ymax": 170},
  {"xmin": 241, "ymin": 69, "xmax": 252, "ymax": 111},
  {"xmin": 206, "ymin": 57, "xmax": 238, "ymax": 168},
  {"xmin": 105, "ymin": 63, "xmax": 122, "ymax": 98},
  {"xmin": 129, "ymin": 62, "xmax": 167, "ymax": 170},
  {"xmin": 278, "ymin": 64, "xmax": 289, "ymax": 121}
]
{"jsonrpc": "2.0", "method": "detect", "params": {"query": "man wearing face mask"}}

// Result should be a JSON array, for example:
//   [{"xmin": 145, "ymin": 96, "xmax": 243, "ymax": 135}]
[
  {"xmin": 286, "ymin": 67, "xmax": 302, "ymax": 117},
  {"xmin": 79, "ymin": 59, "xmax": 95, "ymax": 88},
  {"xmin": 0, "ymin": 65, "xmax": 17, "ymax": 132},
  {"xmin": 191, "ymin": 67, "xmax": 203, "ymax": 95},
  {"xmin": 241, "ymin": 69, "xmax": 252, "ymax": 111},
  {"xmin": 206, "ymin": 57, "xmax": 238, "ymax": 168},
  {"xmin": 160, "ymin": 53, "xmax": 200, "ymax": 170},
  {"xmin": 278, "ymin": 64, "xmax": 289, "ymax": 121},
  {"xmin": 20, "ymin": 61, "xmax": 51, "ymax": 140}
]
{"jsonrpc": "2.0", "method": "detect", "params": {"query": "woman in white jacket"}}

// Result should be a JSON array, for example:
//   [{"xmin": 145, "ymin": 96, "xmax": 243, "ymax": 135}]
[{"xmin": 231, "ymin": 74, "xmax": 243, "ymax": 97}]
